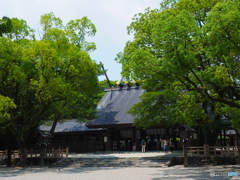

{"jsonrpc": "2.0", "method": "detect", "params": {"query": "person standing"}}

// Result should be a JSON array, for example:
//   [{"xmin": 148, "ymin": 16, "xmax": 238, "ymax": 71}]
[
  {"xmin": 162, "ymin": 139, "xmax": 169, "ymax": 153},
  {"xmin": 132, "ymin": 139, "xmax": 137, "ymax": 151},
  {"xmin": 141, "ymin": 139, "xmax": 146, "ymax": 153}
]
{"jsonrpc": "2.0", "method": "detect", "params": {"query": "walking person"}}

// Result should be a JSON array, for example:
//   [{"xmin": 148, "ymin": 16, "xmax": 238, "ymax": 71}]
[
  {"xmin": 162, "ymin": 139, "xmax": 169, "ymax": 153},
  {"xmin": 141, "ymin": 139, "xmax": 146, "ymax": 153}
]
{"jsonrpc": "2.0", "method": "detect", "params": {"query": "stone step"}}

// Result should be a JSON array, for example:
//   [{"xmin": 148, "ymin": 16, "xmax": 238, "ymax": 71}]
[{"xmin": 50, "ymin": 157, "xmax": 172, "ymax": 168}]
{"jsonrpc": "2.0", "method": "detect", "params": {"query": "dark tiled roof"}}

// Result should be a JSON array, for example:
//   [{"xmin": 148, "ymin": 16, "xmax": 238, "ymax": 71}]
[
  {"xmin": 38, "ymin": 119, "xmax": 105, "ymax": 133},
  {"xmin": 86, "ymin": 86, "xmax": 144, "ymax": 128}
]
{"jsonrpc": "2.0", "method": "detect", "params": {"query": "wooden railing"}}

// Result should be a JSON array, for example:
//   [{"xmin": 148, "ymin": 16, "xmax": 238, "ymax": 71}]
[
  {"xmin": 187, "ymin": 144, "xmax": 238, "ymax": 157},
  {"xmin": 0, "ymin": 150, "xmax": 7, "ymax": 159},
  {"xmin": 0, "ymin": 147, "xmax": 69, "ymax": 159}
]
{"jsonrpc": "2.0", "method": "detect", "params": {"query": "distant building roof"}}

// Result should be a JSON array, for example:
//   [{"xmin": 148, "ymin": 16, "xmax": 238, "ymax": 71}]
[
  {"xmin": 174, "ymin": 125, "xmax": 196, "ymax": 132},
  {"xmin": 86, "ymin": 86, "xmax": 145, "ymax": 128},
  {"xmin": 38, "ymin": 119, "xmax": 106, "ymax": 133},
  {"xmin": 224, "ymin": 130, "xmax": 236, "ymax": 135},
  {"xmin": 38, "ymin": 130, "xmax": 53, "ymax": 138}
]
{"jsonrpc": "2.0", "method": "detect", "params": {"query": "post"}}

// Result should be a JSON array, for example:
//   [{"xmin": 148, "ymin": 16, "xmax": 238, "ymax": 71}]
[
  {"xmin": 66, "ymin": 147, "xmax": 69, "ymax": 158},
  {"xmin": 206, "ymin": 144, "xmax": 209, "ymax": 156},
  {"xmin": 52, "ymin": 148, "xmax": 54, "ymax": 157},
  {"xmin": 204, "ymin": 144, "xmax": 207, "ymax": 157},
  {"xmin": 227, "ymin": 144, "xmax": 230, "ymax": 156},
  {"xmin": 40, "ymin": 146, "xmax": 45, "ymax": 167},
  {"xmin": 106, "ymin": 134, "xmax": 112, "ymax": 151},
  {"xmin": 183, "ymin": 140, "xmax": 188, "ymax": 167}
]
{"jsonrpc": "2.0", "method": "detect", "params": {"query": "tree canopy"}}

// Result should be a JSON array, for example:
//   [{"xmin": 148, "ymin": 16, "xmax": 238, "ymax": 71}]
[
  {"xmin": 116, "ymin": 0, "xmax": 240, "ymax": 131},
  {"xmin": 0, "ymin": 16, "xmax": 13, "ymax": 36},
  {"xmin": 0, "ymin": 13, "xmax": 99, "ymax": 166}
]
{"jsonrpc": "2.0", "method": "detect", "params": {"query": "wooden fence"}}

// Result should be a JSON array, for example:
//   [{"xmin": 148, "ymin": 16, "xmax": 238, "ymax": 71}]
[
  {"xmin": 0, "ymin": 147, "xmax": 69, "ymax": 159},
  {"xmin": 187, "ymin": 144, "xmax": 238, "ymax": 157}
]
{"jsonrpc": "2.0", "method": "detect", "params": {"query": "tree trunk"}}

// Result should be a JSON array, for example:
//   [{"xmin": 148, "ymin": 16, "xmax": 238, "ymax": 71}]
[
  {"xmin": 50, "ymin": 113, "xmax": 61, "ymax": 134},
  {"xmin": 50, "ymin": 118, "xmax": 58, "ymax": 135},
  {"xmin": 204, "ymin": 130, "xmax": 210, "ymax": 145},
  {"xmin": 17, "ymin": 146, "xmax": 28, "ymax": 167},
  {"xmin": 6, "ymin": 131, "xmax": 13, "ymax": 167},
  {"xmin": 7, "ymin": 145, "xmax": 12, "ymax": 167},
  {"xmin": 197, "ymin": 127, "xmax": 204, "ymax": 146},
  {"xmin": 183, "ymin": 140, "xmax": 188, "ymax": 167}
]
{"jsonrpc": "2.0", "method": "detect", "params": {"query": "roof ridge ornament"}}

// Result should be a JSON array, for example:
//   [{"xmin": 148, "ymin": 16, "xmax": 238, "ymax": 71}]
[{"xmin": 100, "ymin": 62, "xmax": 113, "ymax": 88}]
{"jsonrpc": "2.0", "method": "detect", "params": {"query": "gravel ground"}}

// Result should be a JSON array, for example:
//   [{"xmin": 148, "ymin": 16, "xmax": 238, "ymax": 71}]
[
  {"xmin": 0, "ymin": 165, "xmax": 239, "ymax": 180},
  {"xmin": 67, "ymin": 151, "xmax": 182, "ymax": 158}
]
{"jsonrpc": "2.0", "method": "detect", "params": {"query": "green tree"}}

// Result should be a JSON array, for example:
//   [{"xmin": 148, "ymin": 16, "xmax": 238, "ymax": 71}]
[
  {"xmin": 0, "ymin": 13, "xmax": 99, "ymax": 166},
  {"xmin": 117, "ymin": 0, "xmax": 240, "ymax": 149},
  {"xmin": 0, "ymin": 95, "xmax": 16, "ymax": 126},
  {"xmin": 0, "ymin": 16, "xmax": 13, "ymax": 36}
]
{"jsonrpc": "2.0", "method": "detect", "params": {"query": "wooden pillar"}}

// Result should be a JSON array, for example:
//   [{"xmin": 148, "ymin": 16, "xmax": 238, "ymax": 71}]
[
  {"xmin": 66, "ymin": 147, "xmax": 69, "ymax": 158},
  {"xmin": 30, "ymin": 149, "xmax": 33, "ymax": 158},
  {"xmin": 220, "ymin": 132, "xmax": 223, "ymax": 146},
  {"xmin": 105, "ymin": 132, "xmax": 112, "ymax": 151},
  {"xmin": 227, "ymin": 144, "xmax": 230, "ymax": 156},
  {"xmin": 40, "ymin": 146, "xmax": 45, "ymax": 167},
  {"xmin": 7, "ymin": 145, "xmax": 11, "ymax": 167},
  {"xmin": 235, "ymin": 146, "xmax": 238, "ymax": 157},
  {"xmin": 6, "ymin": 132, "xmax": 13, "ymax": 167},
  {"xmin": 223, "ymin": 129, "xmax": 226, "ymax": 146},
  {"xmin": 87, "ymin": 135, "xmax": 89, "ymax": 153},
  {"xmin": 237, "ymin": 131, "xmax": 240, "ymax": 157},
  {"xmin": 183, "ymin": 140, "xmax": 188, "ymax": 167},
  {"xmin": 204, "ymin": 144, "xmax": 209, "ymax": 157},
  {"xmin": 116, "ymin": 131, "xmax": 121, "ymax": 151}
]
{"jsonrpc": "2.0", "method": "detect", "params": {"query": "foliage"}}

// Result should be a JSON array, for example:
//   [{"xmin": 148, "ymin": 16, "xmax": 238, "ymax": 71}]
[
  {"xmin": 97, "ymin": 80, "xmax": 118, "ymax": 97},
  {"xmin": 217, "ymin": 136, "xmax": 230, "ymax": 140},
  {"xmin": 0, "ymin": 16, "xmax": 13, "ymax": 36},
  {"xmin": 116, "ymin": 0, "xmax": 240, "ymax": 130},
  {"xmin": 0, "ymin": 95, "xmax": 16, "ymax": 127},
  {"xmin": 0, "ymin": 13, "xmax": 99, "ymax": 166}
]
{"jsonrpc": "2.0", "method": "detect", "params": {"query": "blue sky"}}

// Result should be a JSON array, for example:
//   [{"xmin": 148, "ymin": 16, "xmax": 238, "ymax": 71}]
[{"xmin": 1, "ymin": 0, "xmax": 161, "ymax": 81}]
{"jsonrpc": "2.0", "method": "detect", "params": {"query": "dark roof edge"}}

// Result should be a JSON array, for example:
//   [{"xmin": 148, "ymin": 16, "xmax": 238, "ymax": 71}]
[
  {"xmin": 86, "ymin": 123, "xmax": 134, "ymax": 129},
  {"xmin": 104, "ymin": 85, "xmax": 140, "ymax": 92}
]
